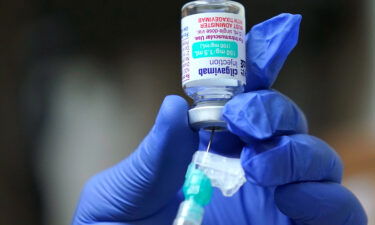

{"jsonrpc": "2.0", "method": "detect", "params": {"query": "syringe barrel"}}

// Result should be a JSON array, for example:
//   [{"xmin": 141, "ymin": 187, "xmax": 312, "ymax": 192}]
[{"xmin": 173, "ymin": 199, "xmax": 204, "ymax": 225}]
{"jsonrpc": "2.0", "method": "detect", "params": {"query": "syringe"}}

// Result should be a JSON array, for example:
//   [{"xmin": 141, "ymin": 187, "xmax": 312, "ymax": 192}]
[
  {"xmin": 173, "ymin": 127, "xmax": 247, "ymax": 224},
  {"xmin": 173, "ymin": 129, "xmax": 215, "ymax": 225}
]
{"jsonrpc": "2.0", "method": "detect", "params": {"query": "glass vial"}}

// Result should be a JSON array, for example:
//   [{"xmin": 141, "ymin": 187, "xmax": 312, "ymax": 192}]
[{"xmin": 181, "ymin": 0, "xmax": 246, "ymax": 130}]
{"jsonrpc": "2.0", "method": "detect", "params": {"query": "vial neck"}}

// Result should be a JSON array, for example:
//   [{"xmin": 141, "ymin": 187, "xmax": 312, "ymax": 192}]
[{"xmin": 203, "ymin": 0, "xmax": 228, "ymax": 2}]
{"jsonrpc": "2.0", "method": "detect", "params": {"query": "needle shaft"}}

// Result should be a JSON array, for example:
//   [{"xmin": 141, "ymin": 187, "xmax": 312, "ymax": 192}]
[{"xmin": 206, "ymin": 128, "xmax": 215, "ymax": 152}]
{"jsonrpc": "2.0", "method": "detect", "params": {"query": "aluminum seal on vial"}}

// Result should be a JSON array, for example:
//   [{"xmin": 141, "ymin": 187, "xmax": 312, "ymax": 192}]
[{"xmin": 188, "ymin": 103, "xmax": 227, "ymax": 130}]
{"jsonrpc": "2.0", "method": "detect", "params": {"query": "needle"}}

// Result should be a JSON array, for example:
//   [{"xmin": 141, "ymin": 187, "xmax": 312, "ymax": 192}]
[{"xmin": 206, "ymin": 128, "xmax": 215, "ymax": 152}]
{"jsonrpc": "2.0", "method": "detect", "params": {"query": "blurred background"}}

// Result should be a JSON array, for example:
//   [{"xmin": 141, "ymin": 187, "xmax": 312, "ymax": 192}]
[{"xmin": 0, "ymin": 0, "xmax": 374, "ymax": 224}]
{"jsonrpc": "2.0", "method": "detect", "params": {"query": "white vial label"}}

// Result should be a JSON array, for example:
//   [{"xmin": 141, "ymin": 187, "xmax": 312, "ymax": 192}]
[{"xmin": 181, "ymin": 13, "xmax": 246, "ymax": 87}]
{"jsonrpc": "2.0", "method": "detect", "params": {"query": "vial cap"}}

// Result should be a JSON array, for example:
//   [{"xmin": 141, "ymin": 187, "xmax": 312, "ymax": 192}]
[{"xmin": 188, "ymin": 104, "xmax": 227, "ymax": 130}]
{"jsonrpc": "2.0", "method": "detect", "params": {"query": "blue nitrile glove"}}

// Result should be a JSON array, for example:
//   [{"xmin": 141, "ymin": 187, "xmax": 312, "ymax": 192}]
[{"xmin": 72, "ymin": 13, "xmax": 367, "ymax": 225}]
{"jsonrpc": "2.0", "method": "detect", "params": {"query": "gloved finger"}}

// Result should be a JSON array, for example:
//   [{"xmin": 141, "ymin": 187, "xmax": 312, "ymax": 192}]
[
  {"xmin": 223, "ymin": 90, "xmax": 308, "ymax": 142},
  {"xmin": 198, "ymin": 130, "xmax": 243, "ymax": 157},
  {"xmin": 73, "ymin": 95, "xmax": 198, "ymax": 223},
  {"xmin": 91, "ymin": 223, "xmax": 126, "ymax": 225},
  {"xmin": 241, "ymin": 134, "xmax": 343, "ymax": 186},
  {"xmin": 275, "ymin": 182, "xmax": 368, "ymax": 225},
  {"xmin": 245, "ymin": 13, "xmax": 301, "ymax": 91}
]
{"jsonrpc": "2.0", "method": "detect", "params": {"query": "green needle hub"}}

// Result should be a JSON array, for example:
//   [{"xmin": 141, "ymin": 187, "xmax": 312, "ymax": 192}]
[{"xmin": 183, "ymin": 163, "xmax": 213, "ymax": 206}]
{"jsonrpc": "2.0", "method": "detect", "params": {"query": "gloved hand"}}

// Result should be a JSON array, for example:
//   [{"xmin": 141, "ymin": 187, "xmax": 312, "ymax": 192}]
[{"xmin": 72, "ymin": 13, "xmax": 367, "ymax": 225}]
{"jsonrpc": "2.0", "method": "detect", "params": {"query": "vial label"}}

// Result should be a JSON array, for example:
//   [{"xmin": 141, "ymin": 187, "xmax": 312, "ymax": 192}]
[{"xmin": 181, "ymin": 13, "xmax": 246, "ymax": 86}]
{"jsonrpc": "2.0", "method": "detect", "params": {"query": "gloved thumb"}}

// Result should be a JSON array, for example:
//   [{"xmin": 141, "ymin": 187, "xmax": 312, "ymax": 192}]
[
  {"xmin": 73, "ymin": 95, "xmax": 198, "ymax": 223},
  {"xmin": 245, "ymin": 13, "xmax": 302, "ymax": 91}
]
